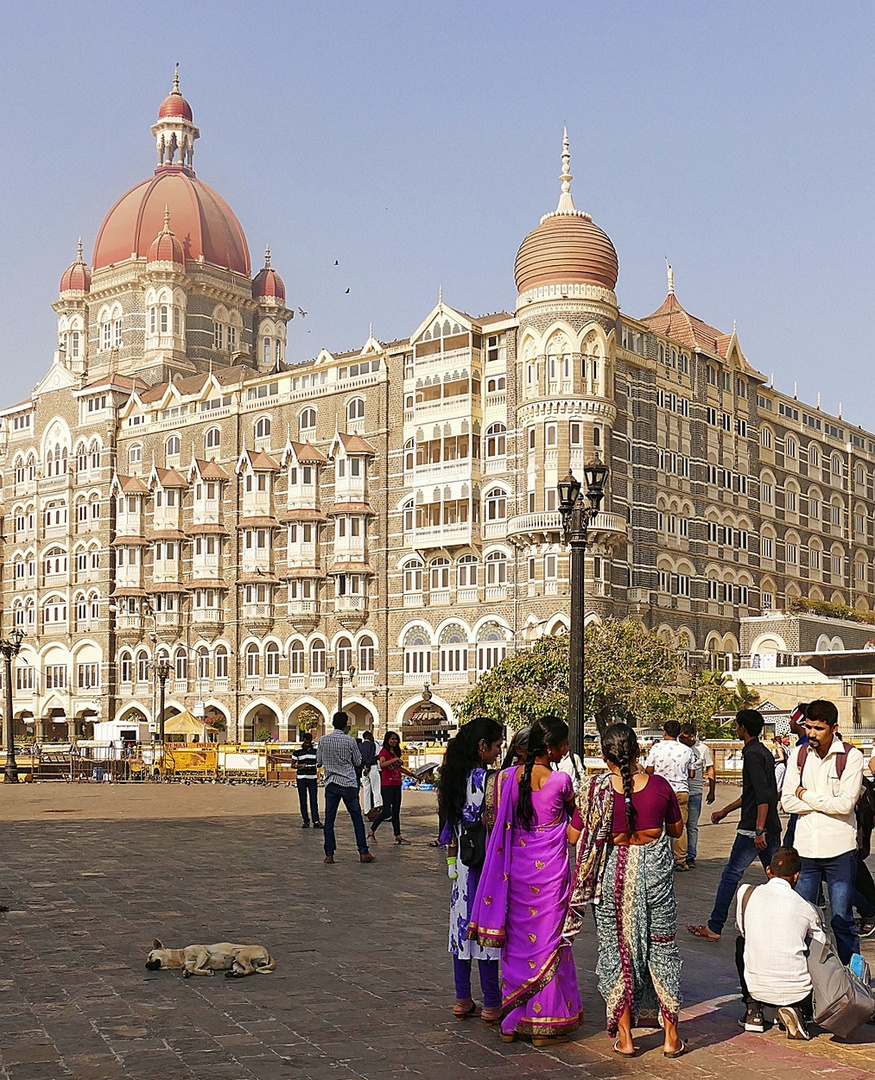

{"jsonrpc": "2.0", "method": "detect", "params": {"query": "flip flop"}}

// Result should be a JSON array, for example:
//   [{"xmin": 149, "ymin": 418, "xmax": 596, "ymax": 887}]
[
  {"xmin": 664, "ymin": 1039, "xmax": 688, "ymax": 1058},
  {"xmin": 427, "ymin": 840, "xmax": 441, "ymax": 847},
  {"xmin": 612, "ymin": 1040, "xmax": 636, "ymax": 1056},
  {"xmin": 686, "ymin": 924, "xmax": 720, "ymax": 941}
]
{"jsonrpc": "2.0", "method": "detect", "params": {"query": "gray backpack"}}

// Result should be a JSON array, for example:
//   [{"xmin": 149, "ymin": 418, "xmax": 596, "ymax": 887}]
[{"xmin": 807, "ymin": 936, "xmax": 875, "ymax": 1039}]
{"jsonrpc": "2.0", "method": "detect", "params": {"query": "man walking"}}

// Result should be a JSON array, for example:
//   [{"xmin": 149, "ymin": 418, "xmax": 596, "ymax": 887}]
[
  {"xmin": 679, "ymin": 722, "xmax": 716, "ymax": 868},
  {"xmin": 686, "ymin": 709, "xmax": 781, "ymax": 941},
  {"xmin": 359, "ymin": 730, "xmax": 382, "ymax": 817},
  {"xmin": 316, "ymin": 712, "xmax": 375, "ymax": 865},
  {"xmin": 781, "ymin": 699, "xmax": 864, "ymax": 964},
  {"xmin": 292, "ymin": 731, "xmax": 322, "ymax": 829},
  {"xmin": 646, "ymin": 720, "xmax": 696, "ymax": 870}
]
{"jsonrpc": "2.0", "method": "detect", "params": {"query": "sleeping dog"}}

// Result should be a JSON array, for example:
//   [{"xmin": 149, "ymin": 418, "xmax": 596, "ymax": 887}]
[{"xmin": 145, "ymin": 938, "xmax": 276, "ymax": 978}]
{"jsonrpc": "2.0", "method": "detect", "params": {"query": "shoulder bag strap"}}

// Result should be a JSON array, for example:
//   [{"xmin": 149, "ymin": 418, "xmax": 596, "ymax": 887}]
[{"xmin": 739, "ymin": 883, "xmax": 757, "ymax": 936}]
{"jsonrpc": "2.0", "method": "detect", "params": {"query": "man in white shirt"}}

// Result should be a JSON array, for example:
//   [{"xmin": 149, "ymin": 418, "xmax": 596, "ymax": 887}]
[
  {"xmin": 646, "ymin": 720, "xmax": 696, "ymax": 870},
  {"xmin": 680, "ymin": 723, "xmax": 716, "ymax": 868},
  {"xmin": 781, "ymin": 699, "xmax": 864, "ymax": 964},
  {"xmin": 735, "ymin": 845, "xmax": 826, "ymax": 1039}
]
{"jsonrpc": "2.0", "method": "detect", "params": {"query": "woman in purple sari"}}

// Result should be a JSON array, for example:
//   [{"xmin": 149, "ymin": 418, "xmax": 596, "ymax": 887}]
[{"xmin": 469, "ymin": 717, "xmax": 582, "ymax": 1047}]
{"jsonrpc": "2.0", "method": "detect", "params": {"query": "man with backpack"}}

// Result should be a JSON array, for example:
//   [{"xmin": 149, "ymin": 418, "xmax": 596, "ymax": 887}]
[{"xmin": 781, "ymin": 699, "xmax": 865, "ymax": 965}]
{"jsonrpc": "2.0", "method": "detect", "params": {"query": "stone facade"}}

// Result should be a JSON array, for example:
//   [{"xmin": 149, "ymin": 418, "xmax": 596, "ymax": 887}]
[{"xmin": 4, "ymin": 81, "xmax": 875, "ymax": 742}]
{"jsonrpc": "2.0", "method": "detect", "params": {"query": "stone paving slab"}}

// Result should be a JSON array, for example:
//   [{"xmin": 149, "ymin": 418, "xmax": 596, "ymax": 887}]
[{"xmin": 0, "ymin": 782, "xmax": 873, "ymax": 1079}]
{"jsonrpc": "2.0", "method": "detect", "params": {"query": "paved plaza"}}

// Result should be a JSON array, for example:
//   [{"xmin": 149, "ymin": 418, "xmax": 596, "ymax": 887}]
[{"xmin": 0, "ymin": 781, "xmax": 873, "ymax": 1080}]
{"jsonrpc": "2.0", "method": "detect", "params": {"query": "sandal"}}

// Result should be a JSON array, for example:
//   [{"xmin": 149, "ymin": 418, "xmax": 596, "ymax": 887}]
[
  {"xmin": 453, "ymin": 1000, "xmax": 481, "ymax": 1020},
  {"xmin": 532, "ymin": 1034, "xmax": 570, "ymax": 1048},
  {"xmin": 427, "ymin": 840, "xmax": 441, "ymax": 847},
  {"xmin": 686, "ymin": 924, "xmax": 720, "ymax": 941},
  {"xmin": 663, "ymin": 1039, "xmax": 687, "ymax": 1058},
  {"xmin": 499, "ymin": 1031, "xmax": 515, "ymax": 1043},
  {"xmin": 481, "ymin": 1007, "xmax": 502, "ymax": 1025},
  {"xmin": 612, "ymin": 1040, "xmax": 636, "ymax": 1056},
  {"xmin": 395, "ymin": 836, "xmax": 411, "ymax": 845}
]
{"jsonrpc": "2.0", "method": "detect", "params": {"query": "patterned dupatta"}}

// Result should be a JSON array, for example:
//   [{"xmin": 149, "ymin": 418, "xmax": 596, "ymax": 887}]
[
  {"xmin": 467, "ymin": 766, "xmax": 518, "ymax": 948},
  {"xmin": 562, "ymin": 772, "xmax": 614, "ymax": 941}
]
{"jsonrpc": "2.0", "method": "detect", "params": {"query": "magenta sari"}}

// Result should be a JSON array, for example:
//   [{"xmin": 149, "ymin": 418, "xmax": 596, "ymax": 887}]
[{"xmin": 469, "ymin": 767, "xmax": 582, "ymax": 1038}]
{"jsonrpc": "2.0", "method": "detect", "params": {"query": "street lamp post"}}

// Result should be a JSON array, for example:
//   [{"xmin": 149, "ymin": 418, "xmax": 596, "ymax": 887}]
[
  {"xmin": 557, "ymin": 457, "xmax": 609, "ymax": 756},
  {"xmin": 328, "ymin": 664, "xmax": 356, "ymax": 716},
  {"xmin": 0, "ymin": 627, "xmax": 25, "ymax": 783},
  {"xmin": 155, "ymin": 659, "xmax": 171, "ymax": 747}
]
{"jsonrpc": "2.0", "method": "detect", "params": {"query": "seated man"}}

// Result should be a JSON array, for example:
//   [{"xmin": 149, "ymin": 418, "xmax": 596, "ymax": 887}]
[{"xmin": 735, "ymin": 846, "xmax": 827, "ymax": 1040}]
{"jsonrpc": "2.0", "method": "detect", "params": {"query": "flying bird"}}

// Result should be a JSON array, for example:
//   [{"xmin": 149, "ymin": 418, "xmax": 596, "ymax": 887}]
[
  {"xmin": 345, "ymin": 288, "xmax": 350, "ymax": 294},
  {"xmin": 298, "ymin": 307, "xmax": 307, "ymax": 317},
  {"xmin": 334, "ymin": 260, "xmax": 339, "ymax": 265}
]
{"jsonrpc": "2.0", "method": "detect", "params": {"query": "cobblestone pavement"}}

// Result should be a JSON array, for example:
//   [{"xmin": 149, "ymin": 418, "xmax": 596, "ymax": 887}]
[{"xmin": 0, "ymin": 782, "xmax": 873, "ymax": 1080}]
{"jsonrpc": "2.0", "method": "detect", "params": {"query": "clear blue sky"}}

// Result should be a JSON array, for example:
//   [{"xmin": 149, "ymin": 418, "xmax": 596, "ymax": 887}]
[{"xmin": 1, "ymin": 1, "xmax": 873, "ymax": 425}]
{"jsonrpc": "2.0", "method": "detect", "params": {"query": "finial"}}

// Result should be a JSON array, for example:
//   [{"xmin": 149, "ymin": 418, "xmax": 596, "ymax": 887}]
[
  {"xmin": 264, "ymin": 244, "xmax": 271, "ymax": 268},
  {"xmin": 76, "ymin": 237, "xmax": 83, "ymax": 262},
  {"xmin": 556, "ymin": 126, "xmax": 576, "ymax": 214},
  {"xmin": 163, "ymin": 205, "xmax": 171, "ymax": 232},
  {"xmin": 666, "ymin": 260, "xmax": 674, "ymax": 296},
  {"xmin": 733, "ymin": 318, "xmax": 737, "ymax": 334},
  {"xmin": 173, "ymin": 64, "xmax": 180, "ymax": 94},
  {"xmin": 439, "ymin": 284, "xmax": 443, "ymax": 306},
  {"xmin": 369, "ymin": 321, "xmax": 374, "ymax": 338}
]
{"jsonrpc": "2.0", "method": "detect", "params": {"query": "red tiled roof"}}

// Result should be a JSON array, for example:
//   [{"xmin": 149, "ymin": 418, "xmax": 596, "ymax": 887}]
[
  {"xmin": 114, "ymin": 474, "xmax": 150, "ymax": 494},
  {"xmin": 111, "ymin": 535, "xmax": 149, "ymax": 546},
  {"xmin": 329, "ymin": 502, "xmax": 375, "ymax": 516},
  {"xmin": 186, "ymin": 523, "xmax": 229, "ymax": 536},
  {"xmin": 336, "ymin": 432, "xmax": 376, "ymax": 455},
  {"xmin": 237, "ymin": 571, "xmax": 280, "ymax": 584},
  {"xmin": 287, "ymin": 441, "xmax": 328, "ymax": 464},
  {"xmin": 327, "ymin": 562, "xmax": 374, "ymax": 574},
  {"xmin": 192, "ymin": 458, "xmax": 230, "ymax": 480},
  {"xmin": 111, "ymin": 587, "xmax": 148, "ymax": 597},
  {"xmin": 279, "ymin": 508, "xmax": 327, "ymax": 523},
  {"xmin": 238, "ymin": 516, "xmax": 280, "ymax": 528},
  {"xmin": 286, "ymin": 567, "xmax": 324, "ymax": 579},
  {"xmin": 640, "ymin": 292, "xmax": 760, "ymax": 374},
  {"xmin": 187, "ymin": 578, "xmax": 229, "ymax": 589},
  {"xmin": 149, "ymin": 582, "xmax": 189, "ymax": 593},
  {"xmin": 148, "ymin": 529, "xmax": 186, "ymax": 541},
  {"xmin": 153, "ymin": 467, "xmax": 188, "ymax": 488},
  {"xmin": 246, "ymin": 449, "xmax": 281, "ymax": 470}
]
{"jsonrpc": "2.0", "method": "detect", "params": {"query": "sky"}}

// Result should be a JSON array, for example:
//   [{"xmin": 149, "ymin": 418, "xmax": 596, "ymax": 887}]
[{"xmin": 1, "ymin": 1, "xmax": 874, "ymax": 425}]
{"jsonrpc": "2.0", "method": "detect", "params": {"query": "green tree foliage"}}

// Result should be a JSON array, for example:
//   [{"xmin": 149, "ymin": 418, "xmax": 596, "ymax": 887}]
[{"xmin": 456, "ymin": 619, "xmax": 760, "ymax": 736}]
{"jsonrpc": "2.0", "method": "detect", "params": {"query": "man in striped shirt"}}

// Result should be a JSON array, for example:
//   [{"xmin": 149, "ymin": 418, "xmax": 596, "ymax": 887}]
[
  {"xmin": 292, "ymin": 732, "xmax": 322, "ymax": 829},
  {"xmin": 316, "ymin": 712, "xmax": 375, "ymax": 864}
]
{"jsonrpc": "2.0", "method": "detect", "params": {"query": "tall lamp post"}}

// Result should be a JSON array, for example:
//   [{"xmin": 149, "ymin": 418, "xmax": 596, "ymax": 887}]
[
  {"xmin": 328, "ymin": 664, "xmax": 355, "ymax": 716},
  {"xmin": 557, "ymin": 457, "xmax": 609, "ymax": 756},
  {"xmin": 0, "ymin": 627, "xmax": 25, "ymax": 783},
  {"xmin": 155, "ymin": 659, "xmax": 171, "ymax": 747}
]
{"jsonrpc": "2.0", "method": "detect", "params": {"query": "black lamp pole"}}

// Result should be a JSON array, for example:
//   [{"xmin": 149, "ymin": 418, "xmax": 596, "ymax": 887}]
[
  {"xmin": 155, "ymin": 659, "xmax": 171, "ymax": 746},
  {"xmin": 0, "ymin": 627, "xmax": 24, "ymax": 783},
  {"xmin": 328, "ymin": 665, "xmax": 356, "ymax": 715},
  {"xmin": 557, "ymin": 457, "xmax": 608, "ymax": 756}
]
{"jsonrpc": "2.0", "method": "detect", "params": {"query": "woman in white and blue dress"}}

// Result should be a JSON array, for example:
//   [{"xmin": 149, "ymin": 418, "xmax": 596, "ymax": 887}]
[{"xmin": 438, "ymin": 717, "xmax": 504, "ymax": 1023}]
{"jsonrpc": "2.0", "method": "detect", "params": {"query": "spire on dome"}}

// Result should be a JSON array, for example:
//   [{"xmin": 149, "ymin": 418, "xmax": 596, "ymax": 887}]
[
  {"xmin": 153, "ymin": 70, "xmax": 199, "ymax": 171},
  {"xmin": 77, "ymin": 237, "xmax": 83, "ymax": 262},
  {"xmin": 59, "ymin": 237, "xmax": 92, "ymax": 293},
  {"xmin": 666, "ymin": 260, "xmax": 674, "ymax": 296},
  {"xmin": 173, "ymin": 64, "xmax": 180, "ymax": 94},
  {"xmin": 163, "ymin": 205, "xmax": 171, "ymax": 231},
  {"xmin": 264, "ymin": 244, "xmax": 272, "ymax": 268},
  {"xmin": 556, "ymin": 127, "xmax": 576, "ymax": 215}
]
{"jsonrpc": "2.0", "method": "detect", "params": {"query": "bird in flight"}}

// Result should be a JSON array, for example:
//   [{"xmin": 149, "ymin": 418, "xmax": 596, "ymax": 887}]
[
  {"xmin": 298, "ymin": 307, "xmax": 307, "ymax": 317},
  {"xmin": 334, "ymin": 260, "xmax": 339, "ymax": 265},
  {"xmin": 345, "ymin": 288, "xmax": 350, "ymax": 294}
]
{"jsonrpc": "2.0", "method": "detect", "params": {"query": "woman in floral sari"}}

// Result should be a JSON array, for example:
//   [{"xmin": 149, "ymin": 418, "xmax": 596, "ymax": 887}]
[
  {"xmin": 438, "ymin": 717, "xmax": 505, "ymax": 1022},
  {"xmin": 469, "ymin": 717, "xmax": 582, "ymax": 1047},
  {"xmin": 566, "ymin": 723, "xmax": 686, "ymax": 1057}
]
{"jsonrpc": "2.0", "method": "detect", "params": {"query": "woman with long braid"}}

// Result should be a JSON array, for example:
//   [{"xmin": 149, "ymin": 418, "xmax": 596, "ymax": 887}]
[
  {"xmin": 566, "ymin": 723, "xmax": 686, "ymax": 1057},
  {"xmin": 468, "ymin": 717, "xmax": 582, "ymax": 1047}
]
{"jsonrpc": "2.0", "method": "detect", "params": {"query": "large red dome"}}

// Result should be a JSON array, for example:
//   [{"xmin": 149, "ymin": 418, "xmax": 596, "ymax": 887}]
[{"xmin": 92, "ymin": 165, "xmax": 250, "ymax": 275}]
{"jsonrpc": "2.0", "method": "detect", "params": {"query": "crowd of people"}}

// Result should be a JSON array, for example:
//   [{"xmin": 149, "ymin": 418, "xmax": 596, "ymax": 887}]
[{"xmin": 289, "ymin": 703, "xmax": 875, "ymax": 1052}]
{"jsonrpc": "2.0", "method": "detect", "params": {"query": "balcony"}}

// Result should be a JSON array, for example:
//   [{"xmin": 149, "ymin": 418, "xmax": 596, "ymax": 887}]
[
  {"xmin": 192, "ymin": 608, "xmax": 223, "ymax": 624},
  {"xmin": 412, "ymin": 459, "xmax": 475, "ymax": 484},
  {"xmin": 357, "ymin": 672, "xmax": 375, "ymax": 688},
  {"xmin": 403, "ymin": 592, "xmax": 423, "ymax": 608},
  {"xmin": 410, "ymin": 522, "xmax": 480, "ymax": 549},
  {"xmin": 335, "ymin": 595, "xmax": 367, "ymax": 613},
  {"xmin": 457, "ymin": 587, "xmax": 479, "ymax": 604},
  {"xmin": 192, "ymin": 500, "xmax": 222, "ymax": 525},
  {"xmin": 288, "ymin": 599, "xmax": 320, "ymax": 617},
  {"xmin": 506, "ymin": 510, "xmax": 627, "ymax": 548}
]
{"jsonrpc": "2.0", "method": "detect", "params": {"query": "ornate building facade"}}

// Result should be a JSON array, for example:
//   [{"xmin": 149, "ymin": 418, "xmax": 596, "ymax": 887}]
[{"xmin": 3, "ymin": 80, "xmax": 874, "ymax": 741}]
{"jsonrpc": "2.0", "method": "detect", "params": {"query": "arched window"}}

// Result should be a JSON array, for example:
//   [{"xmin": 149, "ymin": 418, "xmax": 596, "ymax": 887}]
[
  {"xmin": 89, "ymin": 591, "xmax": 100, "ymax": 621},
  {"xmin": 485, "ymin": 488, "xmax": 507, "ymax": 521},
  {"xmin": 215, "ymin": 645, "xmax": 229, "ymax": 680},
  {"xmin": 166, "ymin": 435, "xmax": 181, "ymax": 457},
  {"xmin": 439, "ymin": 627, "xmax": 468, "ymax": 674},
  {"xmin": 289, "ymin": 641, "xmax": 305, "ymax": 675},
  {"xmin": 128, "ymin": 444, "xmax": 142, "ymax": 465},
  {"xmin": 120, "ymin": 653, "xmax": 133, "ymax": 684},
  {"xmin": 254, "ymin": 416, "xmax": 271, "ymax": 440},
  {"xmin": 136, "ymin": 650, "xmax": 149, "ymax": 683},
  {"xmin": 336, "ymin": 636, "xmax": 353, "ymax": 672},
  {"xmin": 786, "ymin": 435, "xmax": 797, "ymax": 458},
  {"xmin": 245, "ymin": 643, "xmax": 260, "ymax": 678},
  {"xmin": 359, "ymin": 635, "xmax": 375, "ymax": 672},
  {"xmin": 347, "ymin": 397, "xmax": 365, "ymax": 423},
  {"xmin": 300, "ymin": 408, "xmax": 316, "ymax": 433},
  {"xmin": 205, "ymin": 427, "xmax": 221, "ymax": 451},
  {"xmin": 760, "ymin": 427, "xmax": 772, "ymax": 449},
  {"xmin": 403, "ymin": 559, "xmax": 423, "ymax": 593},
  {"xmin": 196, "ymin": 647, "xmax": 210, "ymax": 681},
  {"xmin": 174, "ymin": 648, "xmax": 187, "ymax": 682},
  {"xmin": 402, "ymin": 499, "xmax": 415, "ymax": 533},
  {"xmin": 44, "ymin": 547, "xmax": 67, "ymax": 576},
  {"xmin": 485, "ymin": 551, "xmax": 508, "ymax": 586},
  {"xmin": 430, "ymin": 558, "xmax": 450, "ymax": 590},
  {"xmin": 265, "ymin": 641, "xmax": 280, "ymax": 676},
  {"xmin": 404, "ymin": 439, "xmax": 415, "ymax": 472},
  {"xmin": 310, "ymin": 640, "xmax": 326, "ymax": 674},
  {"xmin": 404, "ymin": 629, "xmax": 431, "ymax": 675},
  {"xmin": 458, "ymin": 554, "xmax": 479, "ymax": 587},
  {"xmin": 485, "ymin": 423, "xmax": 506, "ymax": 458},
  {"xmin": 477, "ymin": 625, "xmax": 508, "ymax": 673}
]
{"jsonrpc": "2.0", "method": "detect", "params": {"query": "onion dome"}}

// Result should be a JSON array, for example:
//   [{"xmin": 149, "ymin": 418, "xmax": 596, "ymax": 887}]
[
  {"xmin": 147, "ymin": 207, "xmax": 185, "ymax": 265},
  {"xmin": 158, "ymin": 66, "xmax": 193, "ymax": 121},
  {"xmin": 59, "ymin": 239, "xmax": 92, "ymax": 293},
  {"xmin": 252, "ymin": 246, "xmax": 286, "ymax": 301},
  {"xmin": 514, "ymin": 130, "xmax": 618, "ymax": 294}
]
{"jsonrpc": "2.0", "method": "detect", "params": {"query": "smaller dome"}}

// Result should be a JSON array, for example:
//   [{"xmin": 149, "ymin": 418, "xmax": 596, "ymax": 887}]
[
  {"xmin": 147, "ymin": 208, "xmax": 185, "ymax": 265},
  {"xmin": 252, "ymin": 246, "xmax": 286, "ymax": 301},
  {"xmin": 158, "ymin": 69, "xmax": 193, "ymax": 121},
  {"xmin": 59, "ymin": 240, "xmax": 91, "ymax": 293}
]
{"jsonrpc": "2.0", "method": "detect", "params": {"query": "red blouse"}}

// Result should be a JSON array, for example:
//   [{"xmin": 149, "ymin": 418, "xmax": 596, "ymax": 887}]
[{"xmin": 379, "ymin": 747, "xmax": 402, "ymax": 787}]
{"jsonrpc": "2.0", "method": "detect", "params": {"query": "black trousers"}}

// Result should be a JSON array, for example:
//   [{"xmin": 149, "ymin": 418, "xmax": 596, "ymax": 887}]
[
  {"xmin": 297, "ymin": 779, "xmax": 320, "ymax": 824},
  {"xmin": 371, "ymin": 784, "xmax": 402, "ymax": 836},
  {"xmin": 735, "ymin": 936, "xmax": 813, "ymax": 1018}
]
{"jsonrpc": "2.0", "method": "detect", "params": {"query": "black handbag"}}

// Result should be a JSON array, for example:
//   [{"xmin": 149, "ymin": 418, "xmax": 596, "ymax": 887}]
[{"xmin": 459, "ymin": 820, "xmax": 486, "ymax": 869}]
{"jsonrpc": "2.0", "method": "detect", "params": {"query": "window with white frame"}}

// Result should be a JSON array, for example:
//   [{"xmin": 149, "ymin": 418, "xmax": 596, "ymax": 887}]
[
  {"xmin": 457, "ymin": 555, "xmax": 478, "ymax": 587},
  {"xmin": 485, "ymin": 551, "xmax": 507, "ymax": 586}
]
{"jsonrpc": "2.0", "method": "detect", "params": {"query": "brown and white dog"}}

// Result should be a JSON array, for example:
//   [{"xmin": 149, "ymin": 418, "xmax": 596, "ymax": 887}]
[{"xmin": 145, "ymin": 938, "xmax": 276, "ymax": 978}]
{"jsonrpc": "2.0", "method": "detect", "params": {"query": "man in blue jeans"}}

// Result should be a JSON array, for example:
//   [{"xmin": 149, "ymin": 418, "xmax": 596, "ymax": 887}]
[
  {"xmin": 780, "ymin": 699, "xmax": 864, "ymax": 964},
  {"xmin": 316, "ymin": 711, "xmax": 375, "ymax": 865},
  {"xmin": 686, "ymin": 709, "xmax": 781, "ymax": 941}
]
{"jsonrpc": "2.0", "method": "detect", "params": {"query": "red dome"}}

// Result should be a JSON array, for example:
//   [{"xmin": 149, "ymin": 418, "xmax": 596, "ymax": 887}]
[
  {"xmin": 59, "ymin": 254, "xmax": 91, "ymax": 293},
  {"xmin": 158, "ymin": 92, "xmax": 193, "ymax": 121},
  {"xmin": 253, "ymin": 266, "xmax": 285, "ymax": 301},
  {"xmin": 147, "ymin": 225, "xmax": 184, "ymax": 265},
  {"xmin": 514, "ymin": 213, "xmax": 618, "ymax": 294},
  {"xmin": 92, "ymin": 166, "xmax": 250, "ymax": 275}
]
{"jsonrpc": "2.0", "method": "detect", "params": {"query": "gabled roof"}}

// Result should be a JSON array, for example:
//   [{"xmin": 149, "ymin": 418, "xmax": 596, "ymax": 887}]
[
  {"xmin": 282, "ymin": 440, "xmax": 328, "ymax": 466},
  {"xmin": 150, "ymin": 466, "xmax": 189, "ymax": 489},
  {"xmin": 78, "ymin": 373, "xmax": 143, "ymax": 393},
  {"xmin": 110, "ymin": 473, "xmax": 150, "ymax": 496},
  {"xmin": 236, "ymin": 447, "xmax": 280, "ymax": 473},
  {"xmin": 188, "ymin": 458, "xmax": 230, "ymax": 481},
  {"xmin": 640, "ymin": 291, "xmax": 761, "ymax": 375},
  {"xmin": 331, "ymin": 432, "xmax": 377, "ymax": 456}
]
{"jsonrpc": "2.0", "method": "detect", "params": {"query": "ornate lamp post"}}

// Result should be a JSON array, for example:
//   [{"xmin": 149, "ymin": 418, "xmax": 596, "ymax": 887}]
[
  {"xmin": 0, "ymin": 627, "xmax": 25, "ymax": 783},
  {"xmin": 557, "ymin": 457, "xmax": 609, "ymax": 755},
  {"xmin": 328, "ymin": 664, "xmax": 356, "ymax": 716},
  {"xmin": 155, "ymin": 659, "xmax": 171, "ymax": 746}
]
